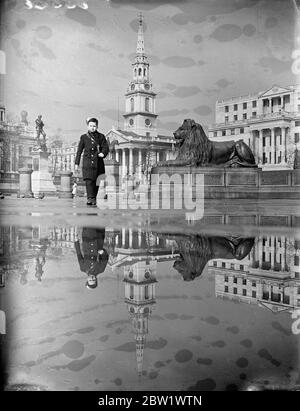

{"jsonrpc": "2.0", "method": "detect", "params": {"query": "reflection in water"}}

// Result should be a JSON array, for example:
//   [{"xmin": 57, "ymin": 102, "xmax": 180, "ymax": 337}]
[
  {"xmin": 75, "ymin": 228, "xmax": 109, "ymax": 289},
  {"xmin": 172, "ymin": 235, "xmax": 254, "ymax": 281},
  {"xmin": 0, "ymin": 225, "xmax": 300, "ymax": 390}
]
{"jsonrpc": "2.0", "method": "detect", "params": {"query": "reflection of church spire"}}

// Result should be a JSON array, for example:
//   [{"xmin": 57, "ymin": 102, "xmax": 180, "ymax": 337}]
[{"xmin": 124, "ymin": 260, "xmax": 157, "ymax": 376}]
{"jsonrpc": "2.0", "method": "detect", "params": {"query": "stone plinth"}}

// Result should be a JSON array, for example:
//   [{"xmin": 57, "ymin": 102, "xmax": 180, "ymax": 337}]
[
  {"xmin": 31, "ymin": 150, "xmax": 57, "ymax": 196},
  {"xmin": 104, "ymin": 159, "xmax": 120, "ymax": 192},
  {"xmin": 58, "ymin": 171, "xmax": 73, "ymax": 198},
  {"xmin": 18, "ymin": 168, "xmax": 33, "ymax": 197},
  {"xmin": 151, "ymin": 166, "xmax": 300, "ymax": 200}
]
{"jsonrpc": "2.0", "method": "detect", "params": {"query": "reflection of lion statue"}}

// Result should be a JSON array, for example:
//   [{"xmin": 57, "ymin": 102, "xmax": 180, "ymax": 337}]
[
  {"xmin": 172, "ymin": 234, "xmax": 255, "ymax": 281},
  {"xmin": 158, "ymin": 119, "xmax": 256, "ymax": 168}
]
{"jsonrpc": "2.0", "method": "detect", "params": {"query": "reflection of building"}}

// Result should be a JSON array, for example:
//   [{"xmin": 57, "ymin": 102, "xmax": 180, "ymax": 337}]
[
  {"xmin": 211, "ymin": 235, "xmax": 300, "ymax": 313},
  {"xmin": 209, "ymin": 85, "xmax": 300, "ymax": 169},
  {"xmin": 106, "ymin": 15, "xmax": 175, "ymax": 179},
  {"xmin": 124, "ymin": 261, "xmax": 157, "ymax": 376},
  {"xmin": 108, "ymin": 227, "xmax": 178, "ymax": 375},
  {"xmin": 0, "ymin": 106, "xmax": 36, "ymax": 193}
]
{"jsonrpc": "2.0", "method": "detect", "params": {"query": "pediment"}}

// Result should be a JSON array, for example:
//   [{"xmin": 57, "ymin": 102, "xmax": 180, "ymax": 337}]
[
  {"xmin": 259, "ymin": 85, "xmax": 291, "ymax": 97},
  {"xmin": 106, "ymin": 129, "xmax": 130, "ymax": 144}
]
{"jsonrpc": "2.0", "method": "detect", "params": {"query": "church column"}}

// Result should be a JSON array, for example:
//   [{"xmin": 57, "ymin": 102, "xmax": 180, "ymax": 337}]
[
  {"xmin": 138, "ymin": 149, "xmax": 142, "ymax": 179},
  {"xmin": 122, "ymin": 149, "xmax": 126, "ymax": 176},
  {"xmin": 129, "ymin": 148, "xmax": 133, "ymax": 175}
]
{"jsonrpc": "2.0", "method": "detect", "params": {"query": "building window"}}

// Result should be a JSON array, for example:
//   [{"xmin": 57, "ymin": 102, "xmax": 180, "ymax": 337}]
[
  {"xmin": 129, "ymin": 118, "xmax": 134, "ymax": 126},
  {"xmin": 295, "ymin": 121, "xmax": 300, "ymax": 127},
  {"xmin": 214, "ymin": 131, "xmax": 217, "ymax": 137},
  {"xmin": 252, "ymin": 112, "xmax": 256, "ymax": 117},
  {"xmin": 145, "ymin": 97, "xmax": 150, "ymax": 112},
  {"xmin": 225, "ymin": 275, "xmax": 228, "ymax": 282},
  {"xmin": 213, "ymin": 261, "xmax": 217, "ymax": 267},
  {"xmin": 295, "ymin": 272, "xmax": 300, "ymax": 279},
  {"xmin": 225, "ymin": 106, "xmax": 229, "ymax": 112},
  {"xmin": 240, "ymin": 265, "xmax": 244, "ymax": 271},
  {"xmin": 222, "ymin": 130, "xmax": 226, "ymax": 136},
  {"xmin": 145, "ymin": 285, "xmax": 149, "ymax": 300},
  {"xmin": 222, "ymin": 262, "xmax": 226, "ymax": 268},
  {"xmin": 233, "ymin": 277, "xmax": 237, "ymax": 283},
  {"xmin": 242, "ymin": 279, "xmax": 247, "ymax": 285},
  {"xmin": 231, "ymin": 129, "xmax": 235, "ymax": 135},
  {"xmin": 295, "ymin": 133, "xmax": 300, "ymax": 143},
  {"xmin": 234, "ymin": 104, "xmax": 238, "ymax": 111},
  {"xmin": 234, "ymin": 115, "xmax": 238, "ymax": 121},
  {"xmin": 225, "ymin": 116, "xmax": 229, "ymax": 123},
  {"xmin": 263, "ymin": 152, "xmax": 267, "ymax": 164},
  {"xmin": 243, "ymin": 102, "xmax": 247, "ymax": 109},
  {"xmin": 233, "ymin": 288, "xmax": 237, "ymax": 294},
  {"xmin": 252, "ymin": 291, "xmax": 257, "ymax": 298},
  {"xmin": 243, "ymin": 289, "xmax": 247, "ymax": 296},
  {"xmin": 145, "ymin": 118, "xmax": 151, "ymax": 126},
  {"xmin": 130, "ymin": 285, "xmax": 134, "ymax": 299},
  {"xmin": 240, "ymin": 128, "xmax": 244, "ymax": 134},
  {"xmin": 225, "ymin": 286, "xmax": 228, "ymax": 292},
  {"xmin": 252, "ymin": 281, "xmax": 256, "ymax": 287},
  {"xmin": 243, "ymin": 113, "xmax": 247, "ymax": 120},
  {"xmin": 263, "ymin": 137, "xmax": 266, "ymax": 147},
  {"xmin": 138, "ymin": 68, "xmax": 142, "ymax": 76},
  {"xmin": 295, "ymin": 255, "xmax": 300, "ymax": 265},
  {"xmin": 130, "ymin": 98, "xmax": 134, "ymax": 112},
  {"xmin": 252, "ymin": 101, "xmax": 257, "ymax": 108},
  {"xmin": 144, "ymin": 68, "xmax": 146, "ymax": 76}
]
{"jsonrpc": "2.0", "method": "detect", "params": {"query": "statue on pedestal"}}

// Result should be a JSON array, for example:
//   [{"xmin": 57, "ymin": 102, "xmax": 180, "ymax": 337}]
[
  {"xmin": 33, "ymin": 114, "xmax": 47, "ymax": 152},
  {"xmin": 158, "ymin": 119, "xmax": 257, "ymax": 168}
]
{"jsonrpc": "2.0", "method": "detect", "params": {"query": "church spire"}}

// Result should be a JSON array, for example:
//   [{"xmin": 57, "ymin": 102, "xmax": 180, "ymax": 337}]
[{"xmin": 136, "ymin": 13, "xmax": 145, "ymax": 55}]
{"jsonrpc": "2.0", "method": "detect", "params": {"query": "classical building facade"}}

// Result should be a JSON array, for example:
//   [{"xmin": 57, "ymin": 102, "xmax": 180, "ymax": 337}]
[
  {"xmin": 106, "ymin": 15, "xmax": 175, "ymax": 179},
  {"xmin": 209, "ymin": 85, "xmax": 300, "ymax": 169},
  {"xmin": 0, "ymin": 106, "xmax": 36, "ymax": 193}
]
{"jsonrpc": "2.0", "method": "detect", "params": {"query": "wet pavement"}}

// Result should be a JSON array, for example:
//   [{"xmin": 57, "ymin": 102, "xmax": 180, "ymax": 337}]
[{"xmin": 0, "ymin": 197, "xmax": 300, "ymax": 391}]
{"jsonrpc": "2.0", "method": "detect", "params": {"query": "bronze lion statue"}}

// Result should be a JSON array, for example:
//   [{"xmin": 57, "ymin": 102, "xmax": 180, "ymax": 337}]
[
  {"xmin": 158, "ymin": 119, "xmax": 256, "ymax": 168},
  {"xmin": 172, "ymin": 234, "xmax": 255, "ymax": 281}
]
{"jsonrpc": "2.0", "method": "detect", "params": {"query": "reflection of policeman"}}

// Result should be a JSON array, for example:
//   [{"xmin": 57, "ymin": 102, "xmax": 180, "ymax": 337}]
[{"xmin": 75, "ymin": 228, "xmax": 108, "ymax": 289}]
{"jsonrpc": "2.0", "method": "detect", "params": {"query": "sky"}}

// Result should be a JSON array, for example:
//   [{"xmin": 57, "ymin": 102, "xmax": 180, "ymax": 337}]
[{"xmin": 0, "ymin": 0, "xmax": 298, "ymax": 143}]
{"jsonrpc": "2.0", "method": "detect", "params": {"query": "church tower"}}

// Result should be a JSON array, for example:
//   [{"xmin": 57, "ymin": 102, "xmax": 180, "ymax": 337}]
[
  {"xmin": 124, "ymin": 260, "xmax": 157, "ymax": 376},
  {"xmin": 123, "ymin": 14, "xmax": 158, "ymax": 138}
]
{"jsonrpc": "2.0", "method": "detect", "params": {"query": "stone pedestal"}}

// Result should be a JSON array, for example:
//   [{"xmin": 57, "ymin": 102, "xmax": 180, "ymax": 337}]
[
  {"xmin": 58, "ymin": 171, "xmax": 73, "ymax": 198},
  {"xmin": 104, "ymin": 159, "xmax": 120, "ymax": 192},
  {"xmin": 31, "ymin": 150, "xmax": 57, "ymax": 196},
  {"xmin": 18, "ymin": 168, "xmax": 33, "ymax": 197}
]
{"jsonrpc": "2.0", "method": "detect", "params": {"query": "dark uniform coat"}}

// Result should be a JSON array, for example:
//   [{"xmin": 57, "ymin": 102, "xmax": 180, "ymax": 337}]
[
  {"xmin": 75, "ymin": 131, "xmax": 109, "ymax": 180},
  {"xmin": 75, "ymin": 228, "xmax": 109, "ymax": 276}
]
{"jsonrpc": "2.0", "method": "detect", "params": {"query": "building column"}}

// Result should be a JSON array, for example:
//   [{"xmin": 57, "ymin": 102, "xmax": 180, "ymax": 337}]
[
  {"xmin": 116, "ymin": 149, "xmax": 119, "ymax": 163},
  {"xmin": 281, "ymin": 127, "xmax": 287, "ymax": 163},
  {"xmin": 258, "ymin": 129, "xmax": 263, "ymax": 165},
  {"xmin": 271, "ymin": 128, "xmax": 275, "ymax": 165},
  {"xmin": 156, "ymin": 151, "xmax": 160, "ymax": 162},
  {"xmin": 122, "ymin": 149, "xmax": 126, "ymax": 176},
  {"xmin": 129, "ymin": 228, "xmax": 133, "ymax": 248},
  {"xmin": 138, "ymin": 149, "xmax": 142, "ymax": 179},
  {"xmin": 122, "ymin": 227, "xmax": 126, "ymax": 247},
  {"xmin": 129, "ymin": 148, "xmax": 133, "ymax": 175}
]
